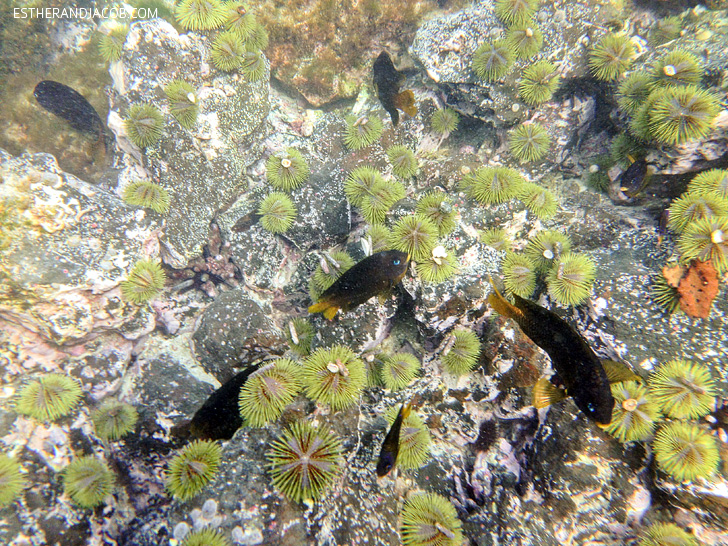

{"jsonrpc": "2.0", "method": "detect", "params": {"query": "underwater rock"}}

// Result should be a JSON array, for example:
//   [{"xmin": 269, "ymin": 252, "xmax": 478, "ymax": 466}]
[
  {"xmin": 109, "ymin": 19, "xmax": 270, "ymax": 265},
  {"xmin": 191, "ymin": 290, "xmax": 284, "ymax": 381}
]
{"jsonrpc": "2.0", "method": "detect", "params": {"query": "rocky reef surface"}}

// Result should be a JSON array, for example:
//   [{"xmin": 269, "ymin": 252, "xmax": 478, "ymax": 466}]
[{"xmin": 1, "ymin": 1, "xmax": 727, "ymax": 546}]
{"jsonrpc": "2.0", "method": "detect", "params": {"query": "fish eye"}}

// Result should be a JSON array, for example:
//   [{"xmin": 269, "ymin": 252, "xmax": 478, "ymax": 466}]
[{"xmin": 393, "ymin": 259, "xmax": 400, "ymax": 265}]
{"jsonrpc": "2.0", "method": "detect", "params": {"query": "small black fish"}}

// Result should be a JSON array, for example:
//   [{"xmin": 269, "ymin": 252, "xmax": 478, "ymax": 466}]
[
  {"xmin": 618, "ymin": 156, "xmax": 649, "ymax": 197},
  {"xmin": 171, "ymin": 365, "xmax": 259, "ymax": 441},
  {"xmin": 33, "ymin": 80, "xmax": 108, "ymax": 147},
  {"xmin": 308, "ymin": 250, "xmax": 410, "ymax": 320},
  {"xmin": 488, "ymin": 281, "xmax": 614, "ymax": 425},
  {"xmin": 373, "ymin": 51, "xmax": 417, "ymax": 127},
  {"xmin": 376, "ymin": 403, "xmax": 411, "ymax": 477}
]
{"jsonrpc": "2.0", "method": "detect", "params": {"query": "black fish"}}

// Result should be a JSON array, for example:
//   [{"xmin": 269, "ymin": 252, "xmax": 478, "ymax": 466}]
[
  {"xmin": 33, "ymin": 80, "xmax": 107, "ymax": 145},
  {"xmin": 618, "ymin": 156, "xmax": 649, "ymax": 197},
  {"xmin": 171, "ymin": 365, "xmax": 259, "ymax": 441},
  {"xmin": 373, "ymin": 52, "xmax": 417, "ymax": 126},
  {"xmin": 488, "ymin": 282, "xmax": 614, "ymax": 425},
  {"xmin": 308, "ymin": 250, "xmax": 410, "ymax": 320},
  {"xmin": 376, "ymin": 403, "xmax": 411, "ymax": 477}
]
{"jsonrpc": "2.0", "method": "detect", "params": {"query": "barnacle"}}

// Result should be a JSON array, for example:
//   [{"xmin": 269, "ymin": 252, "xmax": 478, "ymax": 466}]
[
  {"xmin": 506, "ymin": 24, "xmax": 543, "ymax": 60},
  {"xmin": 239, "ymin": 360, "xmax": 302, "ymax": 426},
  {"xmin": 266, "ymin": 421, "xmax": 342, "ymax": 503},
  {"xmin": 648, "ymin": 359, "xmax": 716, "ymax": 419},
  {"xmin": 258, "ymin": 192, "xmax": 297, "ymax": 234},
  {"xmin": 469, "ymin": 167, "xmax": 524, "ymax": 205},
  {"xmin": 440, "ymin": 329, "xmax": 481, "ymax": 376},
  {"xmin": 124, "ymin": 103, "xmax": 164, "ymax": 148},
  {"xmin": 0, "ymin": 454, "xmax": 25, "ymax": 507},
  {"xmin": 175, "ymin": 0, "xmax": 226, "ymax": 30},
  {"xmin": 676, "ymin": 216, "xmax": 728, "ymax": 273},
  {"xmin": 211, "ymin": 31, "xmax": 245, "ymax": 71},
  {"xmin": 302, "ymin": 345, "xmax": 365, "ymax": 411},
  {"xmin": 98, "ymin": 25, "xmax": 129, "ymax": 63},
  {"xmin": 344, "ymin": 115, "xmax": 383, "ymax": 150},
  {"xmin": 508, "ymin": 123, "xmax": 550, "ymax": 162},
  {"xmin": 120, "ymin": 259, "xmax": 167, "ymax": 304},
  {"xmin": 122, "ymin": 180, "xmax": 171, "ymax": 214},
  {"xmin": 647, "ymin": 85, "xmax": 719, "ymax": 146},
  {"xmin": 285, "ymin": 318, "xmax": 315, "ymax": 356},
  {"xmin": 472, "ymin": 40, "xmax": 514, "ymax": 82},
  {"xmin": 686, "ymin": 169, "xmax": 728, "ymax": 199},
  {"xmin": 310, "ymin": 251, "xmax": 355, "ymax": 299},
  {"xmin": 667, "ymin": 192, "xmax": 728, "ymax": 234},
  {"xmin": 605, "ymin": 381, "xmax": 660, "ymax": 443},
  {"xmin": 164, "ymin": 80, "xmax": 199, "ymax": 129},
  {"xmin": 181, "ymin": 529, "xmax": 232, "ymax": 546},
  {"xmin": 384, "ymin": 405, "xmax": 431, "ymax": 469},
  {"xmin": 430, "ymin": 107, "xmax": 460, "ymax": 136},
  {"xmin": 519, "ymin": 182, "xmax": 558, "ymax": 219},
  {"xmin": 63, "ymin": 456, "xmax": 114, "ymax": 508},
  {"xmin": 380, "ymin": 353, "xmax": 420, "ymax": 390},
  {"xmin": 16, "ymin": 373, "xmax": 82, "ymax": 421},
  {"xmin": 415, "ymin": 192, "xmax": 456, "ymax": 236},
  {"xmin": 165, "ymin": 440, "xmax": 222, "ymax": 501},
  {"xmin": 524, "ymin": 229, "xmax": 571, "ymax": 272},
  {"xmin": 266, "ymin": 148, "xmax": 310, "ymax": 191},
  {"xmin": 545, "ymin": 253, "xmax": 596, "ymax": 306},
  {"xmin": 501, "ymin": 252, "xmax": 537, "ymax": 298},
  {"xmin": 650, "ymin": 50, "xmax": 702, "ymax": 89},
  {"xmin": 639, "ymin": 523, "xmax": 699, "ymax": 546},
  {"xmin": 652, "ymin": 421, "xmax": 719, "ymax": 482},
  {"xmin": 386, "ymin": 145, "xmax": 418, "ymax": 179},
  {"xmin": 480, "ymin": 228, "xmax": 512, "ymax": 251},
  {"xmin": 588, "ymin": 33, "xmax": 635, "ymax": 81},
  {"xmin": 400, "ymin": 492, "xmax": 464, "ymax": 546},
  {"xmin": 240, "ymin": 50, "xmax": 266, "ymax": 81},
  {"xmin": 518, "ymin": 60, "xmax": 560, "ymax": 106},
  {"xmin": 494, "ymin": 0, "xmax": 537, "ymax": 27},
  {"xmin": 91, "ymin": 399, "xmax": 138, "ymax": 441},
  {"xmin": 616, "ymin": 72, "xmax": 653, "ymax": 116},
  {"xmin": 389, "ymin": 214, "xmax": 439, "ymax": 262},
  {"xmin": 416, "ymin": 246, "xmax": 457, "ymax": 283}
]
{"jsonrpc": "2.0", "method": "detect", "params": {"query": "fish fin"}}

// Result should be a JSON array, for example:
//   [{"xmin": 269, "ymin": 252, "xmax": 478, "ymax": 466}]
[
  {"xmin": 393, "ymin": 90, "xmax": 417, "ymax": 117},
  {"xmin": 487, "ymin": 277, "xmax": 526, "ymax": 322},
  {"xmin": 627, "ymin": 154, "xmax": 636, "ymax": 164},
  {"xmin": 601, "ymin": 360, "xmax": 642, "ymax": 384},
  {"xmin": 401, "ymin": 402, "xmax": 412, "ymax": 420},
  {"xmin": 532, "ymin": 377, "xmax": 566, "ymax": 409},
  {"xmin": 308, "ymin": 301, "xmax": 339, "ymax": 320},
  {"xmin": 323, "ymin": 306, "xmax": 339, "ymax": 320}
]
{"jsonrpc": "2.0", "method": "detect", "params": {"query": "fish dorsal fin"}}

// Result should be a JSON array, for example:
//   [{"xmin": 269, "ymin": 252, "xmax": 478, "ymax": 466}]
[
  {"xmin": 601, "ymin": 359, "xmax": 642, "ymax": 384},
  {"xmin": 532, "ymin": 377, "xmax": 567, "ymax": 409}
]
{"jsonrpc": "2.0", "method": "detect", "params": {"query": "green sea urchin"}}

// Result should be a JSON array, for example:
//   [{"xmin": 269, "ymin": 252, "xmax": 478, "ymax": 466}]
[
  {"xmin": 589, "ymin": 33, "xmax": 635, "ymax": 81},
  {"xmin": 240, "ymin": 50, "xmax": 266, "ymax": 81},
  {"xmin": 519, "ymin": 182, "xmax": 558, "ymax": 219},
  {"xmin": 652, "ymin": 421, "xmax": 719, "ymax": 482},
  {"xmin": 441, "ymin": 329, "xmax": 481, "ymax": 376},
  {"xmin": 469, "ymin": 167, "xmax": 524, "ymax": 205},
  {"xmin": 344, "ymin": 115, "xmax": 383, "ymax": 150},
  {"xmin": 211, "ymin": 31, "xmax": 245, "ymax": 71},
  {"xmin": 677, "ymin": 216, "xmax": 728, "ymax": 273},
  {"xmin": 124, "ymin": 103, "xmax": 164, "ymax": 148},
  {"xmin": 344, "ymin": 166, "xmax": 385, "ymax": 206},
  {"xmin": 120, "ymin": 259, "xmax": 166, "ymax": 303},
  {"xmin": 175, "ymin": 0, "xmax": 226, "ymax": 30},
  {"xmin": 365, "ymin": 224, "xmax": 392, "ymax": 254},
  {"xmin": 605, "ymin": 381, "xmax": 660, "ymax": 443},
  {"xmin": 0, "ymin": 454, "xmax": 25, "ymax": 507},
  {"xmin": 502, "ymin": 252, "xmax": 537, "ymax": 298},
  {"xmin": 415, "ymin": 192, "xmax": 457, "ymax": 236},
  {"xmin": 650, "ymin": 50, "xmax": 702, "ymax": 89},
  {"xmin": 649, "ymin": 272, "xmax": 681, "ymax": 314},
  {"xmin": 386, "ymin": 145, "xmax": 418, "ymax": 179},
  {"xmin": 508, "ymin": 123, "xmax": 550, "ymax": 162},
  {"xmin": 91, "ymin": 399, "xmax": 138, "ymax": 441},
  {"xmin": 303, "ymin": 345, "xmax": 365, "ymax": 411},
  {"xmin": 400, "ymin": 492, "xmax": 464, "ymax": 546},
  {"xmin": 647, "ymin": 85, "xmax": 719, "ymax": 146},
  {"xmin": 310, "ymin": 251, "xmax": 355, "ymax": 299},
  {"xmin": 616, "ymin": 72, "xmax": 653, "ymax": 116},
  {"xmin": 686, "ymin": 169, "xmax": 728, "ymax": 199},
  {"xmin": 98, "ymin": 25, "xmax": 128, "ymax": 63},
  {"xmin": 16, "ymin": 373, "xmax": 82, "ymax": 421},
  {"xmin": 639, "ymin": 523, "xmax": 699, "ymax": 546},
  {"xmin": 667, "ymin": 192, "xmax": 728, "ymax": 233},
  {"xmin": 416, "ymin": 246, "xmax": 458, "ymax": 283},
  {"xmin": 649, "ymin": 16, "xmax": 682, "ymax": 46},
  {"xmin": 389, "ymin": 214, "xmax": 439, "ymax": 262},
  {"xmin": 285, "ymin": 317, "xmax": 315, "ymax": 356},
  {"xmin": 360, "ymin": 181, "xmax": 405, "ymax": 225},
  {"xmin": 518, "ymin": 60, "xmax": 560, "ymax": 106},
  {"xmin": 267, "ymin": 421, "xmax": 342, "ymax": 503},
  {"xmin": 380, "ymin": 353, "xmax": 420, "ymax": 391},
  {"xmin": 480, "ymin": 228, "xmax": 512, "ymax": 251},
  {"xmin": 246, "ymin": 22, "xmax": 269, "ymax": 51},
  {"xmin": 494, "ymin": 0, "xmax": 537, "ymax": 27},
  {"xmin": 166, "ymin": 440, "xmax": 222, "ymax": 501},
  {"xmin": 524, "ymin": 229, "xmax": 571, "ymax": 272},
  {"xmin": 239, "ymin": 360, "xmax": 302, "ymax": 426},
  {"xmin": 122, "ymin": 180, "xmax": 171, "ymax": 213},
  {"xmin": 506, "ymin": 24, "xmax": 543, "ymax": 60},
  {"xmin": 545, "ymin": 253, "xmax": 596, "ymax": 306},
  {"xmin": 472, "ymin": 40, "xmax": 514, "ymax": 82},
  {"xmin": 258, "ymin": 192, "xmax": 297, "ymax": 234},
  {"xmin": 63, "ymin": 456, "xmax": 114, "ymax": 508},
  {"xmin": 430, "ymin": 108, "xmax": 460, "ymax": 136},
  {"xmin": 648, "ymin": 359, "xmax": 716, "ymax": 419},
  {"xmin": 181, "ymin": 529, "xmax": 232, "ymax": 546},
  {"xmin": 384, "ymin": 405, "xmax": 431, "ymax": 470},
  {"xmin": 266, "ymin": 148, "xmax": 310, "ymax": 191},
  {"xmin": 164, "ymin": 80, "xmax": 199, "ymax": 129},
  {"xmin": 224, "ymin": 3, "xmax": 257, "ymax": 41}
]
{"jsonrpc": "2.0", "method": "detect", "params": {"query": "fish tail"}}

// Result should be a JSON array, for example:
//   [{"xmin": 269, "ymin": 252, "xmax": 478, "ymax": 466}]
[
  {"xmin": 308, "ymin": 301, "xmax": 339, "ymax": 320},
  {"xmin": 394, "ymin": 90, "xmax": 417, "ymax": 117},
  {"xmin": 487, "ymin": 276, "xmax": 523, "ymax": 321},
  {"xmin": 532, "ymin": 377, "xmax": 566, "ymax": 409}
]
